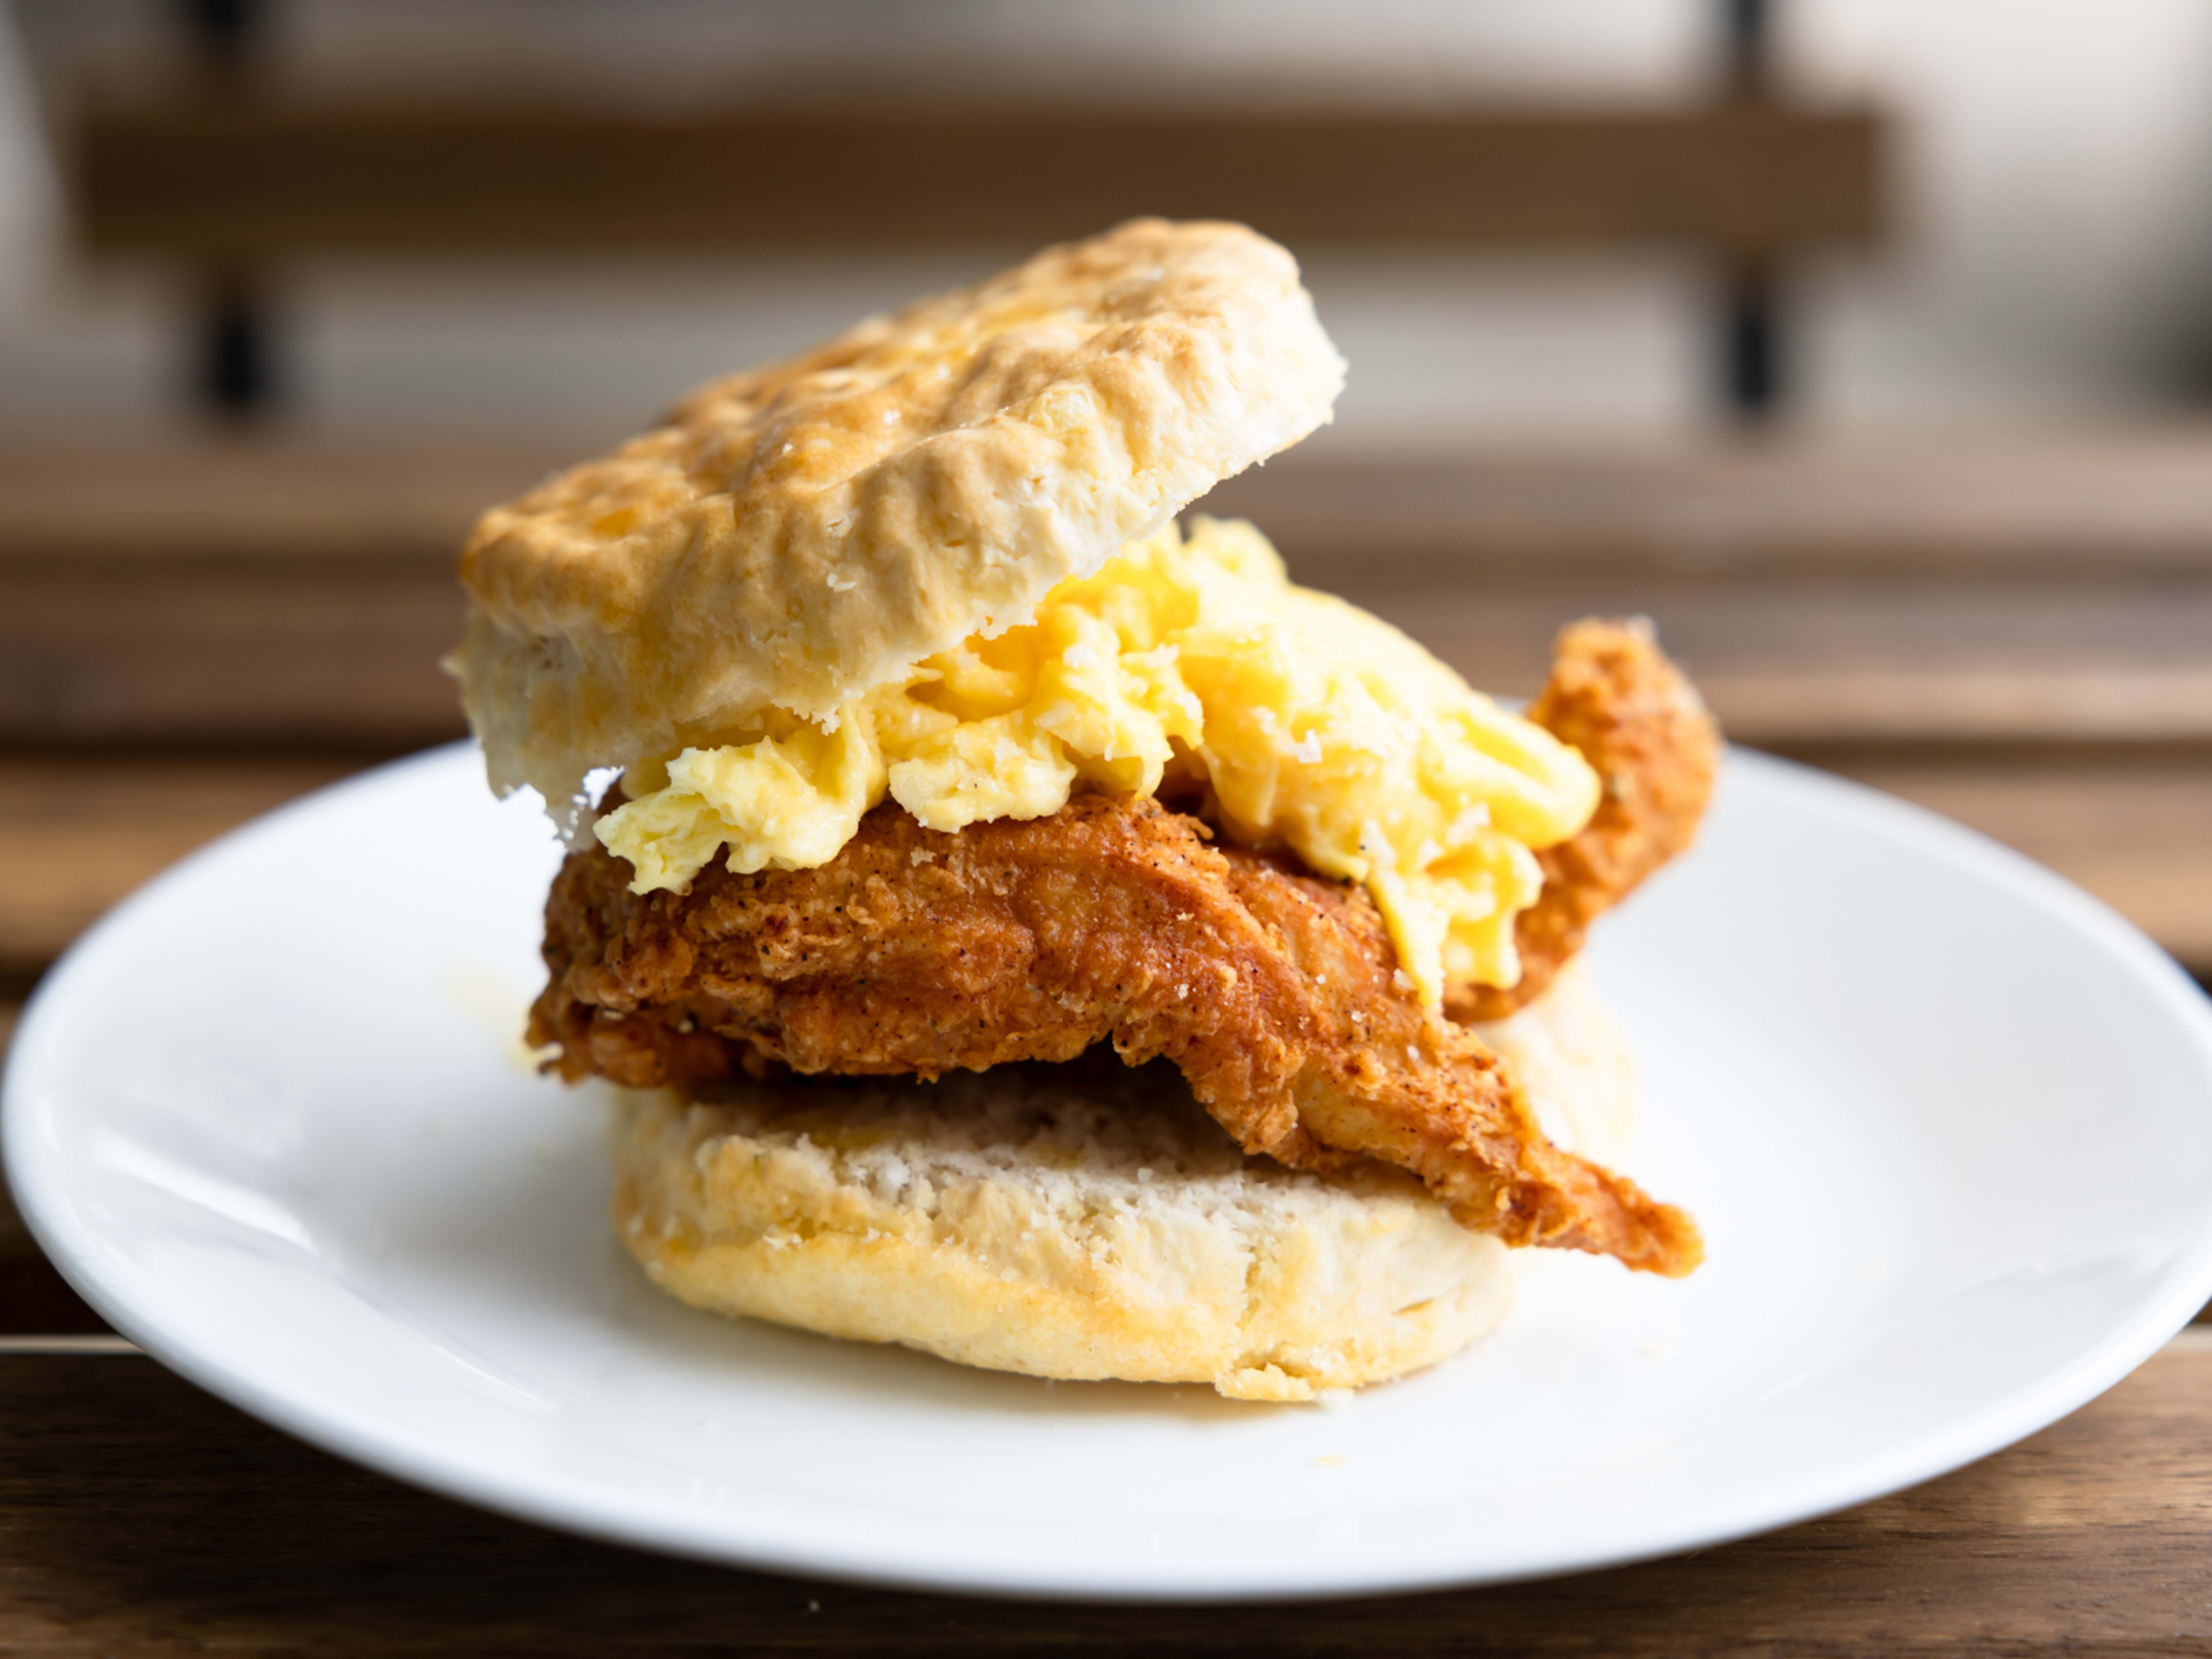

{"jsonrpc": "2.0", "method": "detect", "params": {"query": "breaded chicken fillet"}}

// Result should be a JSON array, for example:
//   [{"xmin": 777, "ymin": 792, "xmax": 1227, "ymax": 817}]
[
  {"xmin": 1448, "ymin": 618, "xmax": 1721, "ymax": 1022},
  {"xmin": 532, "ymin": 638, "xmax": 1712, "ymax": 1279}
]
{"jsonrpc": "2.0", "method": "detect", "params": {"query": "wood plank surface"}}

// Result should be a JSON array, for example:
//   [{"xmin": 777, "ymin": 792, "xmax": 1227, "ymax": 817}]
[
  {"xmin": 1212, "ymin": 435, "xmax": 2212, "ymax": 577},
  {"xmin": 72, "ymin": 100, "xmax": 1881, "ymax": 260},
  {"xmin": 0, "ymin": 1005, "xmax": 108, "ymax": 1336},
  {"xmin": 0, "ymin": 1175, "xmax": 100, "ymax": 1336},
  {"xmin": 0, "ymin": 760, "xmax": 354, "ymax": 974},
  {"xmin": 11, "ymin": 442, "xmax": 2212, "ymax": 753},
  {"xmin": 0, "ymin": 1338, "xmax": 2203, "ymax": 1655},
  {"xmin": 0, "ymin": 445, "xmax": 552, "ymax": 564},
  {"xmin": 18, "ymin": 438, "xmax": 2212, "ymax": 573}
]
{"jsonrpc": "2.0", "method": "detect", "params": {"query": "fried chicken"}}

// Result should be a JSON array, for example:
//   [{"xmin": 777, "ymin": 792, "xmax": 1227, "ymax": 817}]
[
  {"xmin": 532, "ymin": 793, "xmax": 1701, "ymax": 1277},
  {"xmin": 1446, "ymin": 618, "xmax": 1720, "ymax": 1023}
]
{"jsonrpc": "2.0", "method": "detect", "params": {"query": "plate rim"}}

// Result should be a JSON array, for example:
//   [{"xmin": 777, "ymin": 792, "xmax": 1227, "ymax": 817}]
[{"xmin": 9, "ymin": 742, "xmax": 2212, "ymax": 1602}]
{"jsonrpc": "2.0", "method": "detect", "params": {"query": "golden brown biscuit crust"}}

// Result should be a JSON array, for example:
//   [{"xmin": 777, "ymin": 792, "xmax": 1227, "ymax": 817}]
[
  {"xmin": 610, "ymin": 1056, "xmax": 1518, "ymax": 1402},
  {"xmin": 453, "ymin": 219, "xmax": 1344, "ymax": 809}
]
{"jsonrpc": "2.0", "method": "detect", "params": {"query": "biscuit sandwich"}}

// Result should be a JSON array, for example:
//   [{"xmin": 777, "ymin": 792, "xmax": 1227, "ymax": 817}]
[{"xmin": 451, "ymin": 219, "xmax": 1718, "ymax": 1402}]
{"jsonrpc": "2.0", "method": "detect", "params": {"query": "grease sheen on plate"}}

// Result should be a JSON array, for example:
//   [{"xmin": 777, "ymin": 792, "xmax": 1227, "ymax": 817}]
[{"xmin": 8, "ymin": 744, "xmax": 2212, "ymax": 1600}]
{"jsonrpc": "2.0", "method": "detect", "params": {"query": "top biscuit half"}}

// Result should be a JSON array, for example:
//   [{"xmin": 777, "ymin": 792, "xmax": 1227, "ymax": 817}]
[{"xmin": 452, "ymin": 218, "xmax": 1347, "ymax": 813}]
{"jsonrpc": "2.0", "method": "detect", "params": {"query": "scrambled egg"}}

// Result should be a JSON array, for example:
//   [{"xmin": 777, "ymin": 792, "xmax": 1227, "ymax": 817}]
[{"xmin": 597, "ymin": 518, "xmax": 1600, "ymax": 1005}]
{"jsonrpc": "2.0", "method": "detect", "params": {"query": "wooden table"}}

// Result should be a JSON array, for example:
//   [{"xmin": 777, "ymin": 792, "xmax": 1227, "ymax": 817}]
[{"xmin": 5, "ymin": 435, "xmax": 2212, "ymax": 1652}]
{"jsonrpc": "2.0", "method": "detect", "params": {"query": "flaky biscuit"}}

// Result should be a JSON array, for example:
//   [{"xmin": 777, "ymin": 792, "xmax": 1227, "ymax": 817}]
[
  {"xmin": 610, "ymin": 979, "xmax": 1633, "ymax": 1401},
  {"xmin": 453, "ymin": 220, "xmax": 1344, "ymax": 813}
]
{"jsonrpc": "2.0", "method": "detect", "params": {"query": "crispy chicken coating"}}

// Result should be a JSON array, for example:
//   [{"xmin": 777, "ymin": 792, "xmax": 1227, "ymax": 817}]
[
  {"xmin": 1446, "ymin": 618, "xmax": 1720, "ymax": 1024},
  {"xmin": 532, "ymin": 794, "xmax": 1701, "ymax": 1277}
]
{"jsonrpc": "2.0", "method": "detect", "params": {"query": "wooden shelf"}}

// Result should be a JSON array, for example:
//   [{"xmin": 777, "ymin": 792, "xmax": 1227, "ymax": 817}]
[{"xmin": 21, "ymin": 435, "xmax": 2212, "ymax": 573}]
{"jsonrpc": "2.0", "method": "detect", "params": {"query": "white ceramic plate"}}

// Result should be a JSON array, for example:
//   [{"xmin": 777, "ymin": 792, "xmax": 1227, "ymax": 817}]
[{"xmin": 9, "ymin": 744, "xmax": 2212, "ymax": 1601}]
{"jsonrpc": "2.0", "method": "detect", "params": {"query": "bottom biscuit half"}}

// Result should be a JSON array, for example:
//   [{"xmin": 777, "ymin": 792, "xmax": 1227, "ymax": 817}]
[{"xmin": 607, "ymin": 1056, "xmax": 1512, "ymax": 1402}]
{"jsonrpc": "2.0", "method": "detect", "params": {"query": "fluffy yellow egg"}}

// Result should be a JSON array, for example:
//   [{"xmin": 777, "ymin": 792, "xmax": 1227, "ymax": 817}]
[{"xmin": 596, "ymin": 518, "xmax": 1599, "ymax": 1005}]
